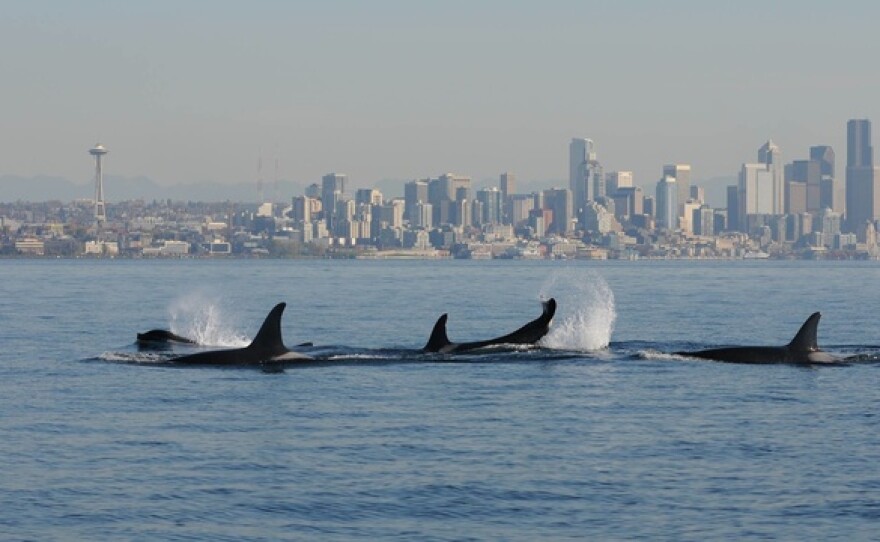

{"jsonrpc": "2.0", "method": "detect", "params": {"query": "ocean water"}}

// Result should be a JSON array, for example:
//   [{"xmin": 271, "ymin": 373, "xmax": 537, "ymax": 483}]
[{"xmin": 1, "ymin": 259, "xmax": 879, "ymax": 540}]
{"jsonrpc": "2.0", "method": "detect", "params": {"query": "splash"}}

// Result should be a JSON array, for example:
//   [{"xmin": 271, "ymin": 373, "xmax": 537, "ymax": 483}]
[
  {"xmin": 539, "ymin": 269, "xmax": 616, "ymax": 352},
  {"xmin": 168, "ymin": 293, "xmax": 250, "ymax": 347}
]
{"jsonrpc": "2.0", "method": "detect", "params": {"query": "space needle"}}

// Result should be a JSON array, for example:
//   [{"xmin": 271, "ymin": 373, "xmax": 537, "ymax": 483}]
[{"xmin": 89, "ymin": 143, "xmax": 108, "ymax": 223}]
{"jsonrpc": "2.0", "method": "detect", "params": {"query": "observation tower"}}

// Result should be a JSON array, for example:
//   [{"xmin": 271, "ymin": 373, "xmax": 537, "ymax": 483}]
[{"xmin": 89, "ymin": 143, "xmax": 108, "ymax": 223}]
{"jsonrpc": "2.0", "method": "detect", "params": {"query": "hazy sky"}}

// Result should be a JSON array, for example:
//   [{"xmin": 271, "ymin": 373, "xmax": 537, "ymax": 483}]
[{"xmin": 2, "ymin": 0, "xmax": 879, "ymax": 190}]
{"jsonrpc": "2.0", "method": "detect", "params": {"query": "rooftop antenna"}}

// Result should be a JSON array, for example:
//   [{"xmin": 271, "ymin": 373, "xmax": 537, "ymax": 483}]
[
  {"xmin": 273, "ymin": 156, "xmax": 280, "ymax": 204},
  {"xmin": 256, "ymin": 148, "xmax": 264, "ymax": 203}
]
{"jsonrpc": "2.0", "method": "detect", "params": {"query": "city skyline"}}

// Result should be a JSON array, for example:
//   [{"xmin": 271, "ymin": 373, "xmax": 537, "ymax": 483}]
[{"xmin": 1, "ymin": 1, "xmax": 879, "ymax": 189}]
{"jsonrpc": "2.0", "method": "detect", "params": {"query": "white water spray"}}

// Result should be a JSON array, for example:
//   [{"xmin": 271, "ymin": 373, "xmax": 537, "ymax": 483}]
[
  {"xmin": 539, "ymin": 269, "xmax": 616, "ymax": 352},
  {"xmin": 168, "ymin": 293, "xmax": 250, "ymax": 347}
]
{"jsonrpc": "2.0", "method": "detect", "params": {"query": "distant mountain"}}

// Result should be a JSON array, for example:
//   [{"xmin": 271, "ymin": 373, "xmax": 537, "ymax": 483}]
[
  {"xmin": 1, "ymin": 173, "xmax": 736, "ymax": 208},
  {"xmin": 0, "ymin": 175, "xmax": 306, "ymax": 204}
]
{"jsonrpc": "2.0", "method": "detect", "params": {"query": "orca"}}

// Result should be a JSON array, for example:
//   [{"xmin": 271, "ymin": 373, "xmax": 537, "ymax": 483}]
[
  {"xmin": 136, "ymin": 329, "xmax": 197, "ymax": 348},
  {"xmin": 675, "ymin": 312, "xmax": 841, "ymax": 364},
  {"xmin": 423, "ymin": 298, "xmax": 556, "ymax": 353},
  {"xmin": 167, "ymin": 302, "xmax": 311, "ymax": 366}
]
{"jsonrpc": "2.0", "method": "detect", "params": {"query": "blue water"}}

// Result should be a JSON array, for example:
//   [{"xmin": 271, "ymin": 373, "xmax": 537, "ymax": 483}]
[{"xmin": 2, "ymin": 259, "xmax": 880, "ymax": 540}]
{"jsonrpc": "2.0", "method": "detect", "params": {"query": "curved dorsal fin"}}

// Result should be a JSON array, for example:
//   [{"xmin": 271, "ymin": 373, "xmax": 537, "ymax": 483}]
[
  {"xmin": 248, "ymin": 302, "xmax": 287, "ymax": 353},
  {"xmin": 788, "ymin": 312, "xmax": 821, "ymax": 352},
  {"xmin": 423, "ymin": 314, "xmax": 451, "ymax": 352},
  {"xmin": 542, "ymin": 298, "xmax": 557, "ymax": 320}
]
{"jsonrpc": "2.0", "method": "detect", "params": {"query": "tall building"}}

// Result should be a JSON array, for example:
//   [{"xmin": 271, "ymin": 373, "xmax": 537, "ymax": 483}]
[
  {"xmin": 738, "ymin": 163, "xmax": 774, "ymax": 230},
  {"xmin": 404, "ymin": 179, "xmax": 428, "ymax": 222},
  {"xmin": 655, "ymin": 175, "xmax": 678, "ymax": 230},
  {"xmin": 321, "ymin": 173, "xmax": 347, "ymax": 229},
  {"xmin": 510, "ymin": 194, "xmax": 536, "ymax": 226},
  {"xmin": 355, "ymin": 188, "xmax": 382, "ymax": 206},
  {"xmin": 89, "ymin": 143, "xmax": 108, "ymax": 223},
  {"xmin": 500, "ymin": 172, "xmax": 515, "ymax": 199},
  {"xmin": 788, "ymin": 159, "xmax": 821, "ymax": 212},
  {"xmin": 477, "ymin": 188, "xmax": 502, "ymax": 226},
  {"xmin": 662, "ymin": 164, "xmax": 691, "ymax": 212},
  {"xmin": 543, "ymin": 188, "xmax": 573, "ymax": 235},
  {"xmin": 606, "ymin": 171, "xmax": 633, "ymax": 195},
  {"xmin": 758, "ymin": 140, "xmax": 784, "ymax": 214},
  {"xmin": 846, "ymin": 119, "xmax": 879, "ymax": 231},
  {"xmin": 500, "ymin": 172, "xmax": 515, "ymax": 224},
  {"xmin": 569, "ymin": 138, "xmax": 604, "ymax": 227},
  {"xmin": 726, "ymin": 185, "xmax": 740, "ymax": 232}
]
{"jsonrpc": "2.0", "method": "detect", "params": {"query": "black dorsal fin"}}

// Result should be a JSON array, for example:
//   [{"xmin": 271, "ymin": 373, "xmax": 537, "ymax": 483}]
[
  {"xmin": 788, "ymin": 312, "xmax": 821, "ymax": 352},
  {"xmin": 248, "ymin": 303, "xmax": 287, "ymax": 353},
  {"xmin": 542, "ymin": 298, "xmax": 557, "ymax": 320},
  {"xmin": 423, "ymin": 314, "xmax": 451, "ymax": 352}
]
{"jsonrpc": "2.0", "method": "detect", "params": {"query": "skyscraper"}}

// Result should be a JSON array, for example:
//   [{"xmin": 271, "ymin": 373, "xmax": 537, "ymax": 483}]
[
  {"xmin": 500, "ymin": 172, "xmax": 515, "ymax": 225},
  {"xmin": 499, "ymin": 172, "xmax": 515, "ymax": 200},
  {"xmin": 404, "ymin": 179, "xmax": 428, "ymax": 223},
  {"xmin": 845, "ymin": 119, "xmax": 879, "ymax": 231},
  {"xmin": 605, "ymin": 171, "xmax": 633, "ymax": 195},
  {"xmin": 738, "ymin": 163, "xmax": 774, "ymax": 230},
  {"xmin": 758, "ymin": 140, "xmax": 784, "ymax": 215},
  {"xmin": 543, "ymin": 188, "xmax": 573, "ymax": 235},
  {"xmin": 569, "ymin": 138, "xmax": 603, "ymax": 227},
  {"xmin": 662, "ymin": 164, "xmax": 691, "ymax": 210},
  {"xmin": 321, "ymin": 173, "xmax": 347, "ymax": 229},
  {"xmin": 655, "ymin": 175, "xmax": 678, "ymax": 230}
]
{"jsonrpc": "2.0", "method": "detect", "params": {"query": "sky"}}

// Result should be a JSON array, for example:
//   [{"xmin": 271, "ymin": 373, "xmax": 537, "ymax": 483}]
[{"xmin": 2, "ymin": 0, "xmax": 879, "ymax": 192}]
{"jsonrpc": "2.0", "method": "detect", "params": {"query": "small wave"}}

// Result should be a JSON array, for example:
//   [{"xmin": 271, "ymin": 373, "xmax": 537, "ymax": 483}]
[
  {"xmin": 636, "ymin": 349, "xmax": 695, "ymax": 361},
  {"xmin": 98, "ymin": 351, "xmax": 171, "ymax": 364},
  {"xmin": 168, "ymin": 293, "xmax": 250, "ymax": 347},
  {"xmin": 325, "ymin": 353, "xmax": 400, "ymax": 361},
  {"xmin": 539, "ymin": 269, "xmax": 616, "ymax": 352}
]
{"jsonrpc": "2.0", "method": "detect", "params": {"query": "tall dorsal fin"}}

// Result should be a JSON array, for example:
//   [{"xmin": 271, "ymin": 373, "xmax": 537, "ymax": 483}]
[
  {"xmin": 788, "ymin": 312, "xmax": 821, "ymax": 352},
  {"xmin": 248, "ymin": 302, "xmax": 287, "ymax": 353},
  {"xmin": 542, "ymin": 298, "xmax": 557, "ymax": 321},
  {"xmin": 423, "ymin": 314, "xmax": 451, "ymax": 352}
]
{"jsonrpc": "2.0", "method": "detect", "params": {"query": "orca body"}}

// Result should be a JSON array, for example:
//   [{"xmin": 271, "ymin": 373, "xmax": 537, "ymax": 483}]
[
  {"xmin": 168, "ymin": 302, "xmax": 311, "ymax": 366},
  {"xmin": 423, "ymin": 298, "xmax": 556, "ymax": 354},
  {"xmin": 675, "ymin": 312, "xmax": 840, "ymax": 364},
  {"xmin": 136, "ymin": 329, "xmax": 197, "ymax": 348}
]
